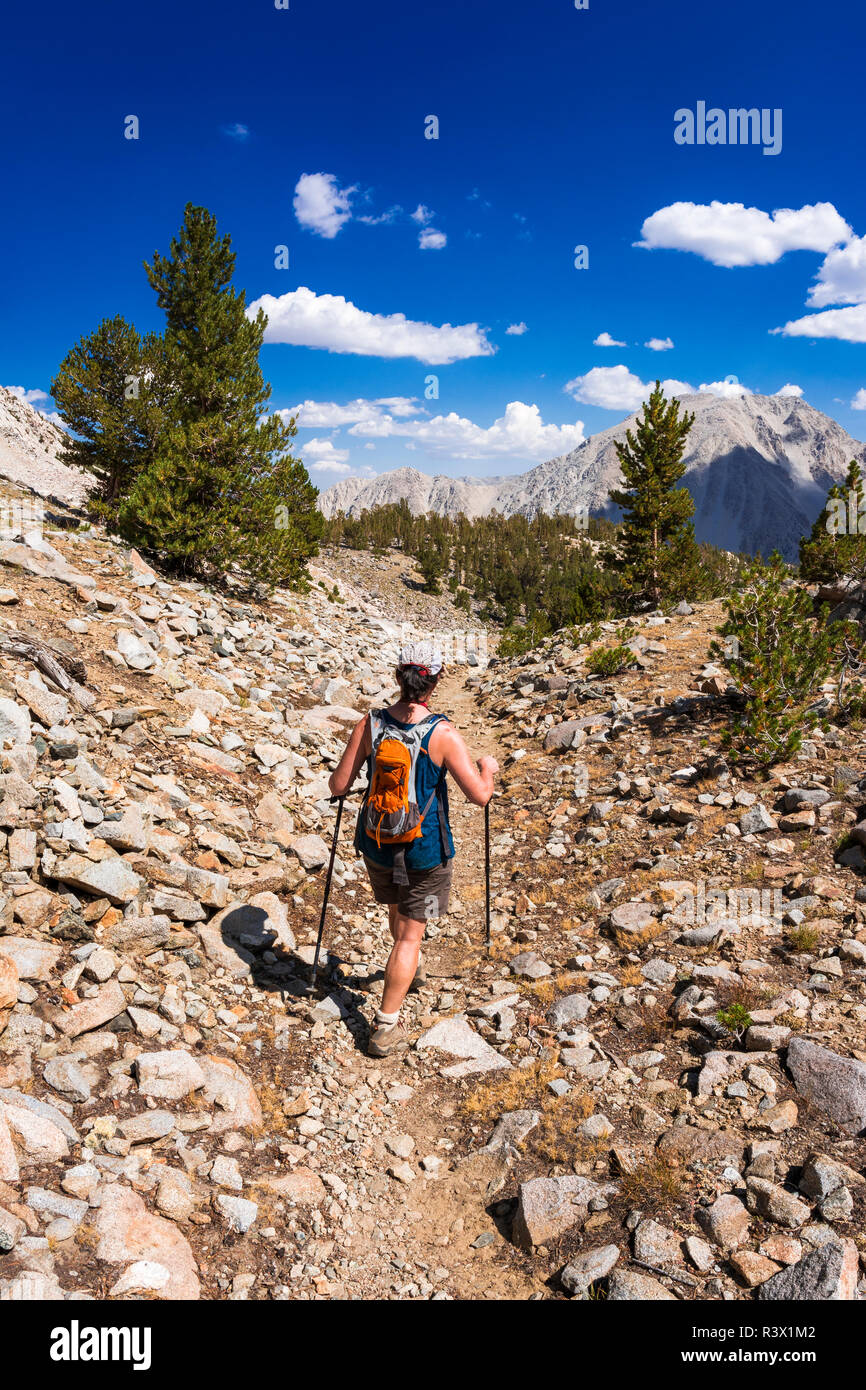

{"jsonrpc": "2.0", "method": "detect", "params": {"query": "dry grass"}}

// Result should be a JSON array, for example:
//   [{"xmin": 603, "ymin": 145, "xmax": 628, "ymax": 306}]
[
  {"xmin": 787, "ymin": 923, "xmax": 820, "ymax": 952},
  {"xmin": 617, "ymin": 1155, "xmax": 683, "ymax": 1211},
  {"xmin": 530, "ymin": 1090, "xmax": 600, "ymax": 1165},
  {"xmin": 75, "ymin": 1221, "xmax": 101, "ymax": 1253},
  {"xmin": 515, "ymin": 977, "xmax": 556, "ymax": 1006},
  {"xmin": 636, "ymin": 1000, "xmax": 679, "ymax": 1046},
  {"xmin": 713, "ymin": 979, "xmax": 774, "ymax": 1017},
  {"xmin": 620, "ymin": 964, "xmax": 643, "ymax": 988},
  {"xmin": 528, "ymin": 882, "xmax": 555, "ymax": 905},
  {"xmin": 775, "ymin": 1008, "xmax": 807, "ymax": 1032},
  {"xmin": 461, "ymin": 1057, "xmax": 564, "ymax": 1122},
  {"xmin": 255, "ymin": 1076, "xmax": 290, "ymax": 1135},
  {"xmin": 460, "ymin": 882, "xmax": 486, "ymax": 903}
]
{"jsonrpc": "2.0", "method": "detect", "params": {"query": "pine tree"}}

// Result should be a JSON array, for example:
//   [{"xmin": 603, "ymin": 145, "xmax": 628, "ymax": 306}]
[
  {"xmin": 800, "ymin": 460, "xmax": 866, "ymax": 589},
  {"xmin": 608, "ymin": 382, "xmax": 700, "ymax": 607},
  {"xmin": 416, "ymin": 537, "xmax": 446, "ymax": 594},
  {"xmin": 710, "ymin": 553, "xmax": 850, "ymax": 766},
  {"xmin": 118, "ymin": 204, "xmax": 321, "ymax": 587},
  {"xmin": 50, "ymin": 315, "xmax": 167, "ymax": 509}
]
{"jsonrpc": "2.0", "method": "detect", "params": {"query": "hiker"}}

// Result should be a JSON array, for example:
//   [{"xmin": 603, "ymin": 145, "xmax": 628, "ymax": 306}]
[{"xmin": 328, "ymin": 641, "xmax": 498, "ymax": 1057}]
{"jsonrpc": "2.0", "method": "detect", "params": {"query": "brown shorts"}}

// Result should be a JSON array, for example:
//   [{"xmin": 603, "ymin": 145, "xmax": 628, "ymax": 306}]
[{"xmin": 363, "ymin": 855, "xmax": 453, "ymax": 920}]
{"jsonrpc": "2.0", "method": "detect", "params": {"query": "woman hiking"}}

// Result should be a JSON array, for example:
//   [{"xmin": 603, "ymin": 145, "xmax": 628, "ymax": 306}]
[{"xmin": 328, "ymin": 641, "xmax": 498, "ymax": 1057}]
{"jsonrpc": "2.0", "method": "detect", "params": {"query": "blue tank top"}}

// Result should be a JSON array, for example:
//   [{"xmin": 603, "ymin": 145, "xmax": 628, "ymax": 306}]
[{"xmin": 355, "ymin": 710, "xmax": 455, "ymax": 870}]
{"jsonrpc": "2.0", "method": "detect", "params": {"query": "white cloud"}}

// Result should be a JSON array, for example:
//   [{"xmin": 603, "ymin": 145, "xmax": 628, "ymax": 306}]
[
  {"xmin": 774, "ymin": 383, "xmax": 804, "ymax": 397},
  {"xmin": 293, "ymin": 172, "xmax": 356, "ymax": 239},
  {"xmin": 807, "ymin": 234, "xmax": 866, "ymax": 307},
  {"xmin": 565, "ymin": 365, "xmax": 693, "ymax": 411},
  {"xmin": 593, "ymin": 331, "xmax": 626, "ymax": 347},
  {"xmin": 645, "ymin": 337, "xmax": 674, "ymax": 351},
  {"xmin": 6, "ymin": 385, "xmax": 50, "ymax": 406},
  {"xmin": 357, "ymin": 206, "xmax": 402, "ymax": 226},
  {"xmin": 3, "ymin": 385, "xmax": 67, "ymax": 430},
  {"xmin": 302, "ymin": 437, "xmax": 352, "ymax": 473},
  {"xmin": 506, "ymin": 322, "xmax": 528, "ymax": 335},
  {"xmin": 639, "ymin": 199, "xmax": 866, "ymax": 346},
  {"xmin": 636, "ymin": 200, "xmax": 851, "ymax": 268},
  {"xmin": 222, "ymin": 122, "xmax": 249, "ymax": 141},
  {"xmin": 772, "ymin": 304, "xmax": 866, "ymax": 343},
  {"xmin": 419, "ymin": 227, "xmax": 447, "ymax": 250},
  {"xmin": 851, "ymin": 388, "xmax": 866, "ymax": 410},
  {"xmin": 348, "ymin": 400, "xmax": 585, "ymax": 461},
  {"xmin": 249, "ymin": 286, "xmax": 495, "ymax": 364},
  {"xmin": 411, "ymin": 204, "xmax": 433, "ymax": 225},
  {"xmin": 285, "ymin": 397, "xmax": 422, "ymax": 428},
  {"xmin": 775, "ymin": 234, "xmax": 866, "ymax": 339},
  {"xmin": 698, "ymin": 379, "xmax": 752, "ymax": 399}
]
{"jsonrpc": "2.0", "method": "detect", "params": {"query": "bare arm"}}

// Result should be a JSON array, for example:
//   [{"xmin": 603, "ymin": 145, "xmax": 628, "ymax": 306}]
[
  {"xmin": 435, "ymin": 724, "xmax": 498, "ymax": 806},
  {"xmin": 328, "ymin": 715, "xmax": 371, "ymax": 798}
]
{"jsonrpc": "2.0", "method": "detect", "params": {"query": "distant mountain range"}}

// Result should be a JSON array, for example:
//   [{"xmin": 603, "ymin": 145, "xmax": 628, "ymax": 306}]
[{"xmin": 319, "ymin": 393, "xmax": 866, "ymax": 560}]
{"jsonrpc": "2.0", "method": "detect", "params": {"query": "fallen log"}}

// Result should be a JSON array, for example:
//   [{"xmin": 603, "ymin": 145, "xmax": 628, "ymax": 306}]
[{"xmin": 0, "ymin": 628, "xmax": 89, "ymax": 702}]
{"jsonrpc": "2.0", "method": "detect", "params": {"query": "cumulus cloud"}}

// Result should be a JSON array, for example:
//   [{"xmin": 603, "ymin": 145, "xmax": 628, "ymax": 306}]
[
  {"xmin": 636, "ymin": 200, "xmax": 851, "ymax": 268},
  {"xmin": 772, "ymin": 304, "xmax": 866, "ymax": 343},
  {"xmin": 293, "ymin": 172, "xmax": 356, "ymax": 239},
  {"xmin": 284, "ymin": 397, "xmax": 422, "ymax": 428},
  {"xmin": 6, "ymin": 385, "xmax": 50, "ymax": 406},
  {"xmin": 775, "ymin": 383, "xmax": 804, "ymax": 397},
  {"xmin": 565, "ymin": 367, "xmax": 764, "ymax": 410},
  {"xmin": 506, "ymin": 322, "xmax": 528, "ymax": 335},
  {"xmin": 807, "ymin": 234, "xmax": 866, "ymax": 307},
  {"xmin": 249, "ymin": 287, "xmax": 495, "ymax": 364},
  {"xmin": 645, "ymin": 337, "xmax": 674, "ymax": 351},
  {"xmin": 698, "ymin": 379, "xmax": 752, "ymax": 399},
  {"xmin": 348, "ymin": 400, "xmax": 585, "ymax": 461},
  {"xmin": 593, "ymin": 331, "xmax": 626, "ymax": 347},
  {"xmin": 565, "ymin": 365, "xmax": 693, "ymax": 411},
  {"xmin": 302, "ymin": 437, "xmax": 352, "ymax": 473},
  {"xmin": 411, "ymin": 205, "xmax": 433, "ymax": 225},
  {"xmin": 638, "ymin": 199, "xmax": 866, "ymax": 347},
  {"xmin": 419, "ymin": 227, "xmax": 447, "ymax": 250},
  {"xmin": 851, "ymin": 388, "xmax": 866, "ymax": 410}
]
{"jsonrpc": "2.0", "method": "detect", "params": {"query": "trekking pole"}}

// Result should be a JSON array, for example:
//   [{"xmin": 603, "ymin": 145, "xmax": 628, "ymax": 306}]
[
  {"xmin": 484, "ymin": 797, "xmax": 491, "ymax": 953},
  {"xmin": 308, "ymin": 795, "xmax": 344, "ymax": 994}
]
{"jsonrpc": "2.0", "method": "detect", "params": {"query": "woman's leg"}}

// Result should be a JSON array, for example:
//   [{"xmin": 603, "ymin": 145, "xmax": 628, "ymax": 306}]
[{"xmin": 380, "ymin": 912, "xmax": 425, "ymax": 1015}]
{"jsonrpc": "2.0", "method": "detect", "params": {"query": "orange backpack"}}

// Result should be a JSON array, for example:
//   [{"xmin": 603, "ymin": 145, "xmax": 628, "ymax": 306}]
[{"xmin": 362, "ymin": 711, "xmax": 443, "ymax": 879}]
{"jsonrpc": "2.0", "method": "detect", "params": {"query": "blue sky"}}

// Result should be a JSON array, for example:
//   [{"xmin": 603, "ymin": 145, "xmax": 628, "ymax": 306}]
[{"xmin": 2, "ymin": 0, "xmax": 865, "ymax": 486}]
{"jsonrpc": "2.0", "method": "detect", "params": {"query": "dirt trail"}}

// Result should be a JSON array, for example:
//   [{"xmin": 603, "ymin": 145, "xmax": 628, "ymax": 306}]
[{"xmin": 283, "ymin": 668, "xmax": 547, "ymax": 1301}]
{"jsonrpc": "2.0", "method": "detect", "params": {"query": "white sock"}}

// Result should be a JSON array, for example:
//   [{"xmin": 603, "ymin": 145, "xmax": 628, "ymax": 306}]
[{"xmin": 376, "ymin": 1007, "xmax": 400, "ymax": 1026}]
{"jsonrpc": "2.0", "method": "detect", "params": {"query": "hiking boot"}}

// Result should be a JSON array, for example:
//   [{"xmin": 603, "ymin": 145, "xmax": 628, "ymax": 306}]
[{"xmin": 367, "ymin": 1021, "xmax": 409, "ymax": 1058}]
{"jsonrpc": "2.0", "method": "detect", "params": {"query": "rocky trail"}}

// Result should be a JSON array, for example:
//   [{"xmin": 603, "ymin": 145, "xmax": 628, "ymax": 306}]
[{"xmin": 0, "ymin": 488, "xmax": 864, "ymax": 1303}]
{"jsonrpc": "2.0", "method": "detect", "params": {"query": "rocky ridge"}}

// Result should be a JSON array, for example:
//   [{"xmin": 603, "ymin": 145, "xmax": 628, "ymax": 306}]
[{"xmin": 0, "ymin": 386, "xmax": 89, "ymax": 511}]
